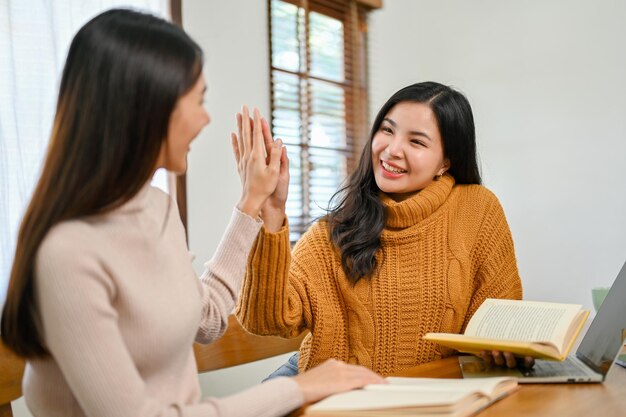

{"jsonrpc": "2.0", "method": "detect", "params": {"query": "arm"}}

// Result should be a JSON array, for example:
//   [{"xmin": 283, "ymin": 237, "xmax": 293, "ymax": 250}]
[
  {"xmin": 236, "ymin": 221, "xmax": 313, "ymax": 338},
  {"xmin": 195, "ymin": 207, "xmax": 262, "ymax": 343},
  {"xmin": 463, "ymin": 192, "xmax": 529, "ymax": 368},
  {"xmin": 463, "ymin": 194, "xmax": 523, "ymax": 329}
]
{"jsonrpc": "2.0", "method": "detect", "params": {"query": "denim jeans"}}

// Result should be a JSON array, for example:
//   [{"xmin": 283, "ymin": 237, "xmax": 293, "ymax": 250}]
[{"xmin": 263, "ymin": 352, "xmax": 300, "ymax": 381}]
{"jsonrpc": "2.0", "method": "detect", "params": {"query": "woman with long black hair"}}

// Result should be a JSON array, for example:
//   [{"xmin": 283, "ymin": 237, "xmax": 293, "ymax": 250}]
[
  {"xmin": 236, "ymin": 82, "xmax": 528, "ymax": 378},
  {"xmin": 1, "ymin": 9, "xmax": 383, "ymax": 417}
]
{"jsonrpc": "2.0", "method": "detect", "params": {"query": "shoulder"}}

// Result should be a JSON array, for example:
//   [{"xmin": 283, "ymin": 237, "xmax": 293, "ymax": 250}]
[
  {"xmin": 36, "ymin": 219, "xmax": 111, "ymax": 292},
  {"xmin": 451, "ymin": 184, "xmax": 505, "ymax": 214},
  {"xmin": 38, "ymin": 219, "xmax": 98, "ymax": 263}
]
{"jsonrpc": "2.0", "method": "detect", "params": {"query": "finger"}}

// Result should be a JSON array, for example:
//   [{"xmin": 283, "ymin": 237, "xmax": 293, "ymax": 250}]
[
  {"xmin": 268, "ymin": 138, "xmax": 283, "ymax": 173},
  {"xmin": 236, "ymin": 112, "xmax": 244, "ymax": 158},
  {"xmin": 261, "ymin": 116, "xmax": 274, "ymax": 162},
  {"xmin": 478, "ymin": 351, "xmax": 492, "ymax": 367},
  {"xmin": 503, "ymin": 352, "xmax": 517, "ymax": 368},
  {"xmin": 252, "ymin": 107, "xmax": 264, "ymax": 157},
  {"xmin": 524, "ymin": 356, "xmax": 535, "ymax": 369},
  {"xmin": 242, "ymin": 105, "xmax": 251, "ymax": 155},
  {"xmin": 230, "ymin": 132, "xmax": 240, "ymax": 164},
  {"xmin": 492, "ymin": 350, "xmax": 505, "ymax": 367},
  {"xmin": 280, "ymin": 144, "xmax": 289, "ymax": 177}
]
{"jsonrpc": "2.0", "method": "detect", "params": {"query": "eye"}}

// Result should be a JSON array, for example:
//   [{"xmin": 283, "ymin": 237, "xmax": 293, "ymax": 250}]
[
  {"xmin": 410, "ymin": 139, "xmax": 425, "ymax": 146},
  {"xmin": 380, "ymin": 126, "xmax": 393, "ymax": 134}
]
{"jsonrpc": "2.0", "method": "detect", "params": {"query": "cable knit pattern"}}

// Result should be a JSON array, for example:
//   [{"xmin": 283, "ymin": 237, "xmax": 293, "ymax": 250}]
[
  {"xmin": 25, "ymin": 185, "xmax": 304, "ymax": 417},
  {"xmin": 237, "ymin": 175, "xmax": 522, "ymax": 376}
]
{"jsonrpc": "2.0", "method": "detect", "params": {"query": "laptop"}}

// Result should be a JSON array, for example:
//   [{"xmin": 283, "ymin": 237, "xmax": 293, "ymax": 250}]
[{"xmin": 459, "ymin": 259, "xmax": 626, "ymax": 383}]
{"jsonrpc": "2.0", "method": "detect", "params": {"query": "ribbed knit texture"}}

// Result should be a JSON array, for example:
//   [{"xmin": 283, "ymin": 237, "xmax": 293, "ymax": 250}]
[
  {"xmin": 25, "ymin": 185, "xmax": 304, "ymax": 417},
  {"xmin": 237, "ymin": 175, "xmax": 522, "ymax": 376}
]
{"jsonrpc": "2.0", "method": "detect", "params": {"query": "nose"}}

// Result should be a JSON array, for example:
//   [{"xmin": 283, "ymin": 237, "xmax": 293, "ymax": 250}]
[
  {"xmin": 204, "ymin": 109, "xmax": 211, "ymax": 126},
  {"xmin": 385, "ymin": 136, "xmax": 402, "ymax": 158}
]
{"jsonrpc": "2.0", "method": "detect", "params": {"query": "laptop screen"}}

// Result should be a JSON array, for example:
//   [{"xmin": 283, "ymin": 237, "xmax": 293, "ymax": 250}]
[{"xmin": 576, "ymin": 260, "xmax": 626, "ymax": 375}]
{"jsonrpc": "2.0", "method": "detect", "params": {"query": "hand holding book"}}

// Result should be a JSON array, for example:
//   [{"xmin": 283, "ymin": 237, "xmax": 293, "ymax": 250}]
[{"xmin": 424, "ymin": 299, "xmax": 589, "ymax": 361}]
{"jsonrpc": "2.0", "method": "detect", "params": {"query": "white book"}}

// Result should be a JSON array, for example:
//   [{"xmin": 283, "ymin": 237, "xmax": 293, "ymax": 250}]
[{"xmin": 305, "ymin": 376, "xmax": 517, "ymax": 417}]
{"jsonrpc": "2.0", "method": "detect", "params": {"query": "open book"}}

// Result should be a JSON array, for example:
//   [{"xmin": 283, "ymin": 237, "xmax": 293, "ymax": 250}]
[
  {"xmin": 305, "ymin": 376, "xmax": 517, "ymax": 417},
  {"xmin": 424, "ymin": 299, "xmax": 590, "ymax": 360}
]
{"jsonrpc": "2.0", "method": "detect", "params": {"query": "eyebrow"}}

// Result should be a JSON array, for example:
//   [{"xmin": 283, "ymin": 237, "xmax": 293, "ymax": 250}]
[{"xmin": 383, "ymin": 117, "xmax": 432, "ymax": 141}]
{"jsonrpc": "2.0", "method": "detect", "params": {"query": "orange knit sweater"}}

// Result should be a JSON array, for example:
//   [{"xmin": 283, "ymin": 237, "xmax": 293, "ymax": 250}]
[{"xmin": 237, "ymin": 175, "xmax": 522, "ymax": 375}]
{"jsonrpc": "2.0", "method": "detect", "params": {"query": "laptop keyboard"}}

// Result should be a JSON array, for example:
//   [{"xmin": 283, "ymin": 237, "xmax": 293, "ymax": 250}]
[{"xmin": 523, "ymin": 357, "xmax": 593, "ymax": 377}]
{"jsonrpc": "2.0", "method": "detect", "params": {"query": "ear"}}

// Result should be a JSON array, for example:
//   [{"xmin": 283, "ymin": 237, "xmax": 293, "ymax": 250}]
[{"xmin": 438, "ymin": 158, "xmax": 451, "ymax": 176}]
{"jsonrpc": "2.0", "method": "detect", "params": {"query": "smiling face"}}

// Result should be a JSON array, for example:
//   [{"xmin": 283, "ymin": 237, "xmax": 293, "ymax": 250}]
[
  {"xmin": 157, "ymin": 74, "xmax": 210, "ymax": 174},
  {"xmin": 371, "ymin": 101, "xmax": 449, "ymax": 201}
]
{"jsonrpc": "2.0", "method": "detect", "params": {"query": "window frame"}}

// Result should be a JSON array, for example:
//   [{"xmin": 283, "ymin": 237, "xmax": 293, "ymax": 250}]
[{"xmin": 267, "ymin": 0, "xmax": 378, "ymax": 241}]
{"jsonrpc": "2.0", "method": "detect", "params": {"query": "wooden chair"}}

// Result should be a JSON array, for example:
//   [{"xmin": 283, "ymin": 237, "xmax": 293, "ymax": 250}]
[
  {"xmin": 0, "ymin": 340, "xmax": 25, "ymax": 417},
  {"xmin": 0, "ymin": 315, "xmax": 304, "ymax": 416},
  {"xmin": 194, "ymin": 314, "xmax": 306, "ymax": 373}
]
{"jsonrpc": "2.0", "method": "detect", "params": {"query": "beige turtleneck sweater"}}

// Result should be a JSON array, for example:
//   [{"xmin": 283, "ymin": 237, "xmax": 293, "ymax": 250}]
[
  {"xmin": 25, "ymin": 185, "xmax": 304, "ymax": 417},
  {"xmin": 237, "ymin": 175, "xmax": 522, "ymax": 376}
]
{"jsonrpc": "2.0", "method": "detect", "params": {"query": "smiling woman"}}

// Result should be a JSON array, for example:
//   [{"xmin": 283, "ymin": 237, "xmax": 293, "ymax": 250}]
[
  {"xmin": 236, "ymin": 81, "xmax": 526, "ymax": 378},
  {"xmin": 372, "ymin": 101, "xmax": 450, "ymax": 200}
]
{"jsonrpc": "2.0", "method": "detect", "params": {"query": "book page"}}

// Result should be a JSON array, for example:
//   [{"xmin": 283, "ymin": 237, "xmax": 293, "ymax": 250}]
[
  {"xmin": 464, "ymin": 299, "xmax": 582, "ymax": 350},
  {"xmin": 307, "ymin": 377, "xmax": 516, "ymax": 413},
  {"xmin": 379, "ymin": 377, "xmax": 515, "ymax": 398},
  {"xmin": 306, "ymin": 390, "xmax": 473, "ymax": 412}
]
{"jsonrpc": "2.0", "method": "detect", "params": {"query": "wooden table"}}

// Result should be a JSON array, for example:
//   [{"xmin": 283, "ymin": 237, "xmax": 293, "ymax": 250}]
[{"xmin": 297, "ymin": 357, "xmax": 626, "ymax": 416}]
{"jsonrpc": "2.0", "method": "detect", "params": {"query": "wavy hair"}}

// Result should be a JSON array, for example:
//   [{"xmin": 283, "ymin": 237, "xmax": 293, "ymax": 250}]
[{"xmin": 326, "ymin": 82, "xmax": 481, "ymax": 285}]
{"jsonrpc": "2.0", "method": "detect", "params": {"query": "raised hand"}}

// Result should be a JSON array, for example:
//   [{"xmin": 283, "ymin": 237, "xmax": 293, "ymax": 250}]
[
  {"xmin": 292, "ymin": 359, "xmax": 386, "ymax": 404},
  {"xmin": 230, "ymin": 106, "xmax": 283, "ymax": 218},
  {"xmin": 258, "ymin": 116, "xmax": 289, "ymax": 232}
]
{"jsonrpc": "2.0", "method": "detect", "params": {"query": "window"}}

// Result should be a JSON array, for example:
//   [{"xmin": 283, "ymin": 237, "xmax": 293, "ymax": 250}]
[{"xmin": 269, "ymin": 0, "xmax": 378, "ymax": 241}]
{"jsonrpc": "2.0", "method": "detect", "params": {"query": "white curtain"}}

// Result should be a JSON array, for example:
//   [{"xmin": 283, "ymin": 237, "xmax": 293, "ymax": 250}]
[{"xmin": 0, "ymin": 0, "xmax": 171, "ymax": 306}]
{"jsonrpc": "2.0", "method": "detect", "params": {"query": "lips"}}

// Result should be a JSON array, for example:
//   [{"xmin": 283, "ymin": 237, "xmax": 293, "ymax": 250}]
[{"xmin": 381, "ymin": 160, "xmax": 407, "ymax": 174}]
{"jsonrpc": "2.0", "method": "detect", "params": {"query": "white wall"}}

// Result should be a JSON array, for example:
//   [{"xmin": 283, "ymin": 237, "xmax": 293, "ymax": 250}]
[
  {"xmin": 177, "ymin": 0, "xmax": 626, "ymax": 400},
  {"xmin": 368, "ymin": 0, "xmax": 626, "ymax": 305}
]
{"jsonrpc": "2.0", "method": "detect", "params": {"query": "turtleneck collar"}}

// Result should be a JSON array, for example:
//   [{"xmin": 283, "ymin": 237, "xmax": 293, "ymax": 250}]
[
  {"xmin": 113, "ymin": 181, "xmax": 153, "ymax": 214},
  {"xmin": 380, "ymin": 174, "xmax": 455, "ymax": 229}
]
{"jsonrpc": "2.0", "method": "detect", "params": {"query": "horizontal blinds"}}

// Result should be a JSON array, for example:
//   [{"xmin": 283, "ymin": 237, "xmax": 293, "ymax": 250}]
[{"xmin": 270, "ymin": 0, "xmax": 367, "ymax": 241}]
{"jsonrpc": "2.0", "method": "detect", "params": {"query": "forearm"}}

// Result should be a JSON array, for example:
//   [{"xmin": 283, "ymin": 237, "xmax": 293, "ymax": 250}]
[
  {"xmin": 236, "ymin": 223, "xmax": 304, "ymax": 337},
  {"xmin": 196, "ymin": 208, "xmax": 263, "ymax": 343}
]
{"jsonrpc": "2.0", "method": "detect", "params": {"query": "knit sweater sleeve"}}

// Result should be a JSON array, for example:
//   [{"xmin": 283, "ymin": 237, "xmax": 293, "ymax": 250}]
[
  {"xmin": 195, "ymin": 208, "xmax": 263, "ymax": 343},
  {"xmin": 236, "ymin": 221, "xmax": 321, "ymax": 338},
  {"xmin": 463, "ymin": 191, "xmax": 523, "ymax": 330}
]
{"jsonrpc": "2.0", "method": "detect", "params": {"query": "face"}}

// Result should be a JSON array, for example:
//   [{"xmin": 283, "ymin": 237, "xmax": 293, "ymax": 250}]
[
  {"xmin": 371, "ymin": 101, "xmax": 449, "ymax": 201},
  {"xmin": 157, "ymin": 74, "xmax": 210, "ymax": 174}
]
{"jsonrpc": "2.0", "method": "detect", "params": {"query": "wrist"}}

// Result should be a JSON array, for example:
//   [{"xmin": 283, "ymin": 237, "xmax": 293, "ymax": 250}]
[
  {"xmin": 261, "ymin": 206, "xmax": 286, "ymax": 233},
  {"xmin": 236, "ymin": 197, "xmax": 264, "ymax": 218}
]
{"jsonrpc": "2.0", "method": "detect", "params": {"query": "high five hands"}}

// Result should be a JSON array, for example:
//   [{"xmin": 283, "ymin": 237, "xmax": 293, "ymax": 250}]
[{"xmin": 231, "ymin": 106, "xmax": 288, "ymax": 228}]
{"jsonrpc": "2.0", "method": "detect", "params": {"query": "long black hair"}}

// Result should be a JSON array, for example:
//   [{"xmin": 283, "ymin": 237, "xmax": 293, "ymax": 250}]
[
  {"xmin": 1, "ymin": 9, "xmax": 203, "ymax": 357},
  {"xmin": 326, "ymin": 82, "xmax": 481, "ymax": 285}
]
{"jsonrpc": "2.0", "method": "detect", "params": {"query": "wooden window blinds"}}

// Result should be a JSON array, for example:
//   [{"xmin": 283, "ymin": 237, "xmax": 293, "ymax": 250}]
[{"xmin": 268, "ymin": 0, "xmax": 379, "ymax": 241}]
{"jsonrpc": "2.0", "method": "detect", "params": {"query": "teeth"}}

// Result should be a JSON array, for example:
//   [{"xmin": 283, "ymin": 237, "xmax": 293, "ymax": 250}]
[{"xmin": 382, "ymin": 161, "xmax": 406, "ymax": 174}]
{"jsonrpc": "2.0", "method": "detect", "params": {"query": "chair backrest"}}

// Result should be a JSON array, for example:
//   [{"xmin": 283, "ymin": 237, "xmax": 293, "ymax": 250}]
[
  {"xmin": 0, "ymin": 340, "xmax": 25, "ymax": 417},
  {"xmin": 194, "ymin": 315, "xmax": 306, "ymax": 373}
]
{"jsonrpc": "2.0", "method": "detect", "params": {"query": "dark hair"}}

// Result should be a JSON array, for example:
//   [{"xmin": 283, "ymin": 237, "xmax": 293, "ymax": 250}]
[
  {"xmin": 327, "ymin": 82, "xmax": 481, "ymax": 284},
  {"xmin": 1, "ymin": 9, "xmax": 203, "ymax": 357}
]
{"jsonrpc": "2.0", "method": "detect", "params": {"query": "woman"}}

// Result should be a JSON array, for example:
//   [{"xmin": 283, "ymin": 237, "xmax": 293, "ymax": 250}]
[
  {"xmin": 235, "ymin": 82, "xmax": 529, "ymax": 378},
  {"xmin": 0, "ymin": 9, "xmax": 383, "ymax": 417}
]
